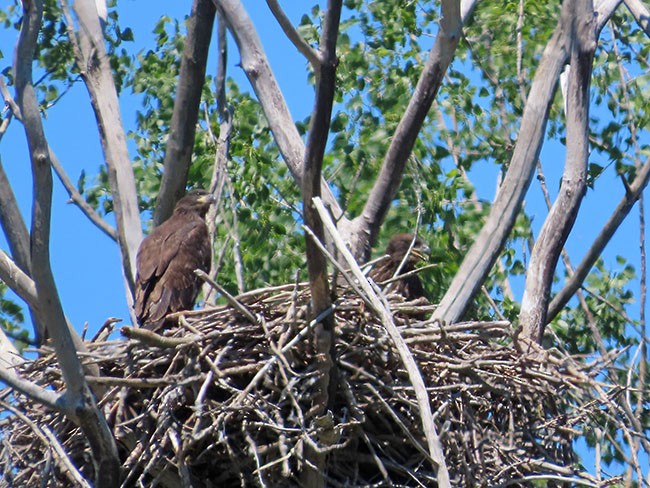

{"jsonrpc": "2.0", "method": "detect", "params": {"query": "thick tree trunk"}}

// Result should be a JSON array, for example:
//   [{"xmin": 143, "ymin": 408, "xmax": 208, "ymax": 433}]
[
  {"xmin": 154, "ymin": 0, "xmax": 216, "ymax": 226},
  {"xmin": 520, "ymin": 0, "xmax": 598, "ymax": 342},
  {"xmin": 72, "ymin": 0, "xmax": 143, "ymax": 297},
  {"xmin": 14, "ymin": 1, "xmax": 120, "ymax": 485}
]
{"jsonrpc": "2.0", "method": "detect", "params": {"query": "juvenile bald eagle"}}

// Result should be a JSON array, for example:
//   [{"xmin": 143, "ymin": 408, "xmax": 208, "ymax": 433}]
[
  {"xmin": 369, "ymin": 233, "xmax": 430, "ymax": 300},
  {"xmin": 134, "ymin": 189, "xmax": 214, "ymax": 330}
]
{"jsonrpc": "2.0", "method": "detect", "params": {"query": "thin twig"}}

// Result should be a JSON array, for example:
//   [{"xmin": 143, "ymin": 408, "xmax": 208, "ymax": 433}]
[
  {"xmin": 0, "ymin": 401, "xmax": 92, "ymax": 488},
  {"xmin": 312, "ymin": 196, "xmax": 451, "ymax": 486},
  {"xmin": 266, "ymin": 0, "xmax": 320, "ymax": 67},
  {"xmin": 195, "ymin": 269, "xmax": 257, "ymax": 323}
]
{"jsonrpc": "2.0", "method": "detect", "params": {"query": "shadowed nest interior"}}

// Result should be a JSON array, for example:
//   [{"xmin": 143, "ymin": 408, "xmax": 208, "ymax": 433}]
[{"xmin": 0, "ymin": 283, "xmax": 622, "ymax": 487}]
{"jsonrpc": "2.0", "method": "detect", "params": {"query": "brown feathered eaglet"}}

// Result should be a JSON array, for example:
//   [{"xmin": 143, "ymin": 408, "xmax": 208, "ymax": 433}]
[
  {"xmin": 369, "ymin": 233, "xmax": 430, "ymax": 300},
  {"xmin": 134, "ymin": 189, "xmax": 215, "ymax": 330}
]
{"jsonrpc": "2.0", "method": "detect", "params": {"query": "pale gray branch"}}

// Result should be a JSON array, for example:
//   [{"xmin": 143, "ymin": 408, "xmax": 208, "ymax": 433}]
[
  {"xmin": 49, "ymin": 150, "xmax": 118, "ymax": 241},
  {"xmin": 0, "ymin": 330, "xmax": 20, "ymax": 371},
  {"xmin": 0, "ymin": 76, "xmax": 21, "ymax": 118},
  {"xmin": 548, "ymin": 156, "xmax": 650, "ymax": 322},
  {"xmin": 0, "ymin": 159, "xmax": 31, "ymax": 272},
  {"xmin": 0, "ymin": 367, "xmax": 67, "ymax": 416},
  {"xmin": 520, "ymin": 0, "xmax": 597, "ymax": 343},
  {"xmin": 432, "ymin": 0, "xmax": 623, "ymax": 326},
  {"xmin": 14, "ymin": 1, "xmax": 120, "ymax": 484},
  {"xmin": 266, "ymin": 0, "xmax": 320, "ymax": 67},
  {"xmin": 623, "ymin": 0, "xmax": 650, "ymax": 38},
  {"xmin": 203, "ymin": 17, "xmax": 232, "ymax": 303},
  {"xmin": 433, "ymin": 1, "xmax": 573, "ymax": 325},
  {"xmin": 595, "ymin": 0, "xmax": 624, "ymax": 31},
  {"xmin": 68, "ymin": 0, "xmax": 143, "ymax": 296},
  {"xmin": 313, "ymin": 196, "xmax": 451, "ymax": 487},
  {"xmin": 0, "ymin": 250, "xmax": 39, "ymax": 311}
]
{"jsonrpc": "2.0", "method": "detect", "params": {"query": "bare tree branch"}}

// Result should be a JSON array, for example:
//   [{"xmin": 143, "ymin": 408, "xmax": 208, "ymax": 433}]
[
  {"xmin": 211, "ymin": 0, "xmax": 345, "ymax": 222},
  {"xmin": 596, "ymin": 0, "xmax": 626, "ymax": 27},
  {"xmin": 49, "ymin": 150, "xmax": 117, "ymax": 241},
  {"xmin": 266, "ymin": 0, "xmax": 319, "ymax": 67},
  {"xmin": 547, "ymin": 155, "xmax": 650, "ymax": 322},
  {"xmin": 624, "ymin": 0, "xmax": 650, "ymax": 38},
  {"xmin": 0, "ymin": 366, "xmax": 66, "ymax": 415},
  {"xmin": 352, "ymin": 0, "xmax": 463, "ymax": 259},
  {"xmin": 0, "ymin": 251, "xmax": 39, "ymax": 312},
  {"xmin": 433, "ymin": 2, "xmax": 573, "ymax": 325},
  {"xmin": 313, "ymin": 197, "xmax": 451, "ymax": 487},
  {"xmin": 203, "ymin": 16, "xmax": 233, "ymax": 303},
  {"xmin": 1, "ymin": 158, "xmax": 104, "ymax": 366},
  {"xmin": 545, "ymin": 19, "xmax": 649, "ymax": 329},
  {"xmin": 433, "ymin": 0, "xmax": 623, "ymax": 326},
  {"xmin": 154, "ymin": 0, "xmax": 217, "ymax": 226},
  {"xmin": 65, "ymin": 0, "xmax": 143, "ymax": 296},
  {"xmin": 13, "ymin": 1, "xmax": 120, "ymax": 484},
  {"xmin": 520, "ymin": 0, "xmax": 597, "ymax": 343},
  {"xmin": 536, "ymin": 162, "xmax": 609, "ymax": 355},
  {"xmin": 0, "ymin": 328, "xmax": 21, "ymax": 373},
  {"xmin": 300, "ymin": 2, "xmax": 342, "ymax": 485},
  {"xmin": 0, "ymin": 159, "xmax": 31, "ymax": 273},
  {"xmin": 1, "ymin": 159, "xmax": 104, "ymax": 357},
  {"xmin": 1, "ymin": 81, "xmax": 117, "ymax": 243}
]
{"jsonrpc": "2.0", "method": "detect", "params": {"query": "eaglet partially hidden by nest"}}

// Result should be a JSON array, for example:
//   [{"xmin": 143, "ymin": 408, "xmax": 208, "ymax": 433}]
[
  {"xmin": 368, "ymin": 233, "xmax": 430, "ymax": 300},
  {"xmin": 134, "ymin": 189, "xmax": 215, "ymax": 331}
]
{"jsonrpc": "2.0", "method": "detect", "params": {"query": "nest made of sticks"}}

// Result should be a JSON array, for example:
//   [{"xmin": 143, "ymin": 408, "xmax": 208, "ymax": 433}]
[{"xmin": 0, "ymin": 283, "xmax": 618, "ymax": 487}]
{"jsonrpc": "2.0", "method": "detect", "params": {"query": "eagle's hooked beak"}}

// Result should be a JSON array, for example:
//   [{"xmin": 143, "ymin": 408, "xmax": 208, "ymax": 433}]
[
  {"xmin": 411, "ymin": 242, "xmax": 431, "ymax": 262},
  {"xmin": 198, "ymin": 193, "xmax": 216, "ymax": 205}
]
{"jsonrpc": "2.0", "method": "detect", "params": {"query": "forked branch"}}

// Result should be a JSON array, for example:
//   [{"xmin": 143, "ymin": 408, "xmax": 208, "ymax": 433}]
[
  {"xmin": 211, "ymin": 0, "xmax": 345, "ymax": 222},
  {"xmin": 433, "ymin": 1, "xmax": 573, "ymax": 325}
]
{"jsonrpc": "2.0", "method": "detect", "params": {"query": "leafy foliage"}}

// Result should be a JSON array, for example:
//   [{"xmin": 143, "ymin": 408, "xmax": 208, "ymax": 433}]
[
  {"xmin": 0, "ymin": 282, "xmax": 28, "ymax": 350},
  {"xmin": 0, "ymin": 0, "xmax": 648, "ymax": 482}
]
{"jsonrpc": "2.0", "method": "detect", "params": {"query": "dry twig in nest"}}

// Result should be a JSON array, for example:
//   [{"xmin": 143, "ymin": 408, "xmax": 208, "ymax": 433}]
[{"xmin": 0, "ymin": 284, "xmax": 621, "ymax": 487}]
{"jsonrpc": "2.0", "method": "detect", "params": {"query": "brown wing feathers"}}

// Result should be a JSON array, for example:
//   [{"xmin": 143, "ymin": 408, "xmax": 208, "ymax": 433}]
[
  {"xmin": 369, "ymin": 233, "xmax": 430, "ymax": 300},
  {"xmin": 134, "ymin": 189, "xmax": 214, "ymax": 330}
]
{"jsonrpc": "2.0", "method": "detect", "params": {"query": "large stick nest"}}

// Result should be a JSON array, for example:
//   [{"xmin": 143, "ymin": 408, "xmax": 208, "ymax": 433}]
[{"xmin": 0, "ymin": 284, "xmax": 616, "ymax": 487}]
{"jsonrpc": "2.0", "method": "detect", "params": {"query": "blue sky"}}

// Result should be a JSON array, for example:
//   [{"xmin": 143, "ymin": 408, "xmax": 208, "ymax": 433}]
[
  {"xmin": 0, "ymin": 0, "xmax": 648, "ymax": 479},
  {"xmin": 0, "ymin": 0, "xmax": 313, "ymax": 339}
]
